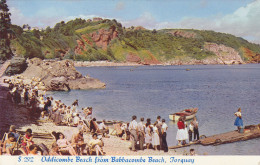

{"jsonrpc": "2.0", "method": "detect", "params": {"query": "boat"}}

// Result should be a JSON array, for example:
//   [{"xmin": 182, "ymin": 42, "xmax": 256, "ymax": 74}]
[
  {"xmin": 96, "ymin": 120, "xmax": 123, "ymax": 125},
  {"xmin": 169, "ymin": 108, "xmax": 198, "ymax": 121}
]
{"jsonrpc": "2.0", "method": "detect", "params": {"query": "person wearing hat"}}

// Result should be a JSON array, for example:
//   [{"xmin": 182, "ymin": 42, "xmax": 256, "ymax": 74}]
[{"xmin": 9, "ymin": 125, "xmax": 20, "ymax": 141}]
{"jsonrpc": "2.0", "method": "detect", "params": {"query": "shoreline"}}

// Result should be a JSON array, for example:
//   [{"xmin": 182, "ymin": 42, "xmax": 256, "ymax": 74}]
[{"xmin": 72, "ymin": 61, "xmax": 254, "ymax": 67}]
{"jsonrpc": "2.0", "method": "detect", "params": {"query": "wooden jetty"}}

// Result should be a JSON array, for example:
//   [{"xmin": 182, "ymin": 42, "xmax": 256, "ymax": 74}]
[
  {"xmin": 169, "ymin": 124, "xmax": 260, "ymax": 149},
  {"xmin": 200, "ymin": 124, "xmax": 260, "ymax": 146},
  {"xmin": 169, "ymin": 141, "xmax": 199, "ymax": 149}
]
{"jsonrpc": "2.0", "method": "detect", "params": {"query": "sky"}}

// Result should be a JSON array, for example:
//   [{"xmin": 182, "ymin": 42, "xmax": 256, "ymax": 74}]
[{"xmin": 6, "ymin": 0, "xmax": 260, "ymax": 44}]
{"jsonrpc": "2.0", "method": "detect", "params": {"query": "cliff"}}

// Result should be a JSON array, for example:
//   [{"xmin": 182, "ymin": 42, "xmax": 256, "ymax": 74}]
[
  {"xmin": 8, "ymin": 18, "xmax": 260, "ymax": 65},
  {"xmin": 204, "ymin": 42, "xmax": 244, "ymax": 65}
]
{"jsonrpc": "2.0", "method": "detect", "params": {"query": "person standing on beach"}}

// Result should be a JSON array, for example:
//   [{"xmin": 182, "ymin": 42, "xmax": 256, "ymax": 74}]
[
  {"xmin": 176, "ymin": 117, "xmax": 186, "ymax": 145},
  {"xmin": 43, "ymin": 97, "xmax": 51, "ymax": 114},
  {"xmin": 138, "ymin": 117, "xmax": 145, "ymax": 150},
  {"xmin": 188, "ymin": 122, "xmax": 194, "ymax": 143},
  {"xmin": 72, "ymin": 99, "xmax": 79, "ymax": 113},
  {"xmin": 24, "ymin": 88, "xmax": 29, "ymax": 106},
  {"xmin": 129, "ymin": 115, "xmax": 138, "ymax": 151},
  {"xmin": 161, "ymin": 119, "xmax": 168, "ymax": 152},
  {"xmin": 152, "ymin": 122, "xmax": 160, "ymax": 150},
  {"xmin": 234, "ymin": 108, "xmax": 243, "ymax": 132},
  {"xmin": 156, "ymin": 116, "xmax": 163, "ymax": 150},
  {"xmin": 145, "ymin": 118, "xmax": 152, "ymax": 149},
  {"xmin": 191, "ymin": 117, "xmax": 199, "ymax": 141}
]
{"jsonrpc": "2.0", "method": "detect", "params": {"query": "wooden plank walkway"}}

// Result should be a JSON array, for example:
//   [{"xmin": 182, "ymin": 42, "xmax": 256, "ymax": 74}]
[
  {"xmin": 169, "ymin": 141, "xmax": 199, "ymax": 149},
  {"xmin": 17, "ymin": 131, "xmax": 53, "ymax": 139},
  {"xmin": 169, "ymin": 124, "xmax": 260, "ymax": 149},
  {"xmin": 200, "ymin": 125, "xmax": 260, "ymax": 146}
]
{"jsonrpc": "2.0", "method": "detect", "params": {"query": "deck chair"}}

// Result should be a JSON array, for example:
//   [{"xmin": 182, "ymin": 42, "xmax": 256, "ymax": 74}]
[
  {"xmin": 87, "ymin": 139, "xmax": 104, "ymax": 155},
  {"xmin": 82, "ymin": 120, "xmax": 91, "ymax": 132},
  {"xmin": 1, "ymin": 133, "xmax": 21, "ymax": 155},
  {"xmin": 111, "ymin": 123, "xmax": 123, "ymax": 136},
  {"xmin": 57, "ymin": 131, "xmax": 77, "ymax": 156}
]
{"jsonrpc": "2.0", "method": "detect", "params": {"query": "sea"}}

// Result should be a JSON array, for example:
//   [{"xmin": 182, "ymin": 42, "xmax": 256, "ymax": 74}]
[{"xmin": 49, "ymin": 64, "xmax": 260, "ymax": 155}]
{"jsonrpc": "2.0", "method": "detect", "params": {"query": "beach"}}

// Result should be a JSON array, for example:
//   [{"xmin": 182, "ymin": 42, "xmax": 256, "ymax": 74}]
[
  {"xmin": 0, "ymin": 76, "xmax": 183, "ymax": 156},
  {"xmin": 1, "ymin": 62, "xmax": 260, "ymax": 156}
]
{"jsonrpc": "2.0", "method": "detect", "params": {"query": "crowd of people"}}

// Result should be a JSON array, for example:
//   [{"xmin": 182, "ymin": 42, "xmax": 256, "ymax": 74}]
[
  {"xmin": 128, "ymin": 115, "xmax": 169, "ymax": 152},
  {"xmin": 1, "ymin": 76, "xmax": 201, "ymax": 156},
  {"xmin": 176, "ymin": 116, "xmax": 199, "ymax": 146},
  {"xmin": 1, "ymin": 77, "xmax": 107, "ymax": 156}
]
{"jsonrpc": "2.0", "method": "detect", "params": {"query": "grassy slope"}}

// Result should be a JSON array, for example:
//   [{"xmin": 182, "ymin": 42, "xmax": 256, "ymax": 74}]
[{"xmin": 9, "ymin": 19, "xmax": 260, "ymax": 63}]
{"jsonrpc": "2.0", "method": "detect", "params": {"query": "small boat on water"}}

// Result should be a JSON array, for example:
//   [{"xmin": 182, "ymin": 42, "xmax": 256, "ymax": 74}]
[{"xmin": 169, "ymin": 108, "xmax": 198, "ymax": 121}]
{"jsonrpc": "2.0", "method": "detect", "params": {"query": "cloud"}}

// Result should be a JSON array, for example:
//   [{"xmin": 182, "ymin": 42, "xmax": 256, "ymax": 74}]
[
  {"xmin": 10, "ymin": 7, "xmax": 65, "ymax": 28},
  {"xmin": 199, "ymin": 0, "xmax": 208, "ymax": 8},
  {"xmin": 121, "ymin": 0, "xmax": 260, "ymax": 44},
  {"xmin": 9, "ymin": 0, "xmax": 260, "ymax": 44},
  {"xmin": 115, "ymin": 1, "xmax": 125, "ymax": 11},
  {"xmin": 121, "ymin": 12, "xmax": 157, "ymax": 29},
  {"xmin": 10, "ymin": 6, "xmax": 99, "ymax": 28}
]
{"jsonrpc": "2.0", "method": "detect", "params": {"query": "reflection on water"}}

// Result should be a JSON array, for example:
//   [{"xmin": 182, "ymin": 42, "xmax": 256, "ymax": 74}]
[{"xmin": 50, "ymin": 64, "xmax": 260, "ymax": 155}]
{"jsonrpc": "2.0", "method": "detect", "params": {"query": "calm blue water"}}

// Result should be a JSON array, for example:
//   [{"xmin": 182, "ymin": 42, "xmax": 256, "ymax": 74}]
[{"xmin": 49, "ymin": 64, "xmax": 260, "ymax": 155}]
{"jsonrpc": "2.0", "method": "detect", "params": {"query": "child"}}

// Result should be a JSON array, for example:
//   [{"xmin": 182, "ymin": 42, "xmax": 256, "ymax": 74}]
[
  {"xmin": 21, "ymin": 129, "xmax": 34, "ymax": 155},
  {"xmin": 3, "ymin": 133, "xmax": 16, "ymax": 155},
  {"xmin": 190, "ymin": 148, "xmax": 197, "ymax": 156},
  {"xmin": 28, "ymin": 144, "xmax": 41, "ymax": 156}
]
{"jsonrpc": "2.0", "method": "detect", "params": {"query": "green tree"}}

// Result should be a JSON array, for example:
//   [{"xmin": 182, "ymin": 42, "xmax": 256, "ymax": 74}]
[{"xmin": 0, "ymin": 0, "xmax": 13, "ymax": 60}]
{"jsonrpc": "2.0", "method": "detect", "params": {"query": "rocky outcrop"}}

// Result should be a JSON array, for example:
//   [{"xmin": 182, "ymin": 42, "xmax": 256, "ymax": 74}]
[
  {"xmin": 89, "ymin": 28, "xmax": 118, "ymax": 49},
  {"xmin": 143, "ymin": 51, "xmax": 161, "ymax": 65},
  {"xmin": 74, "ymin": 28, "xmax": 118, "ymax": 55},
  {"xmin": 49, "ymin": 77, "xmax": 70, "ymax": 91},
  {"xmin": 21, "ymin": 58, "xmax": 106, "ymax": 91},
  {"xmin": 126, "ymin": 53, "xmax": 141, "ymax": 63},
  {"xmin": 204, "ymin": 42, "xmax": 244, "ymax": 65},
  {"xmin": 125, "ymin": 52, "xmax": 161, "ymax": 65},
  {"xmin": 241, "ymin": 47, "xmax": 260, "ymax": 63},
  {"xmin": 165, "ymin": 43, "xmax": 245, "ymax": 65},
  {"xmin": 5, "ymin": 57, "xmax": 28, "ymax": 76}
]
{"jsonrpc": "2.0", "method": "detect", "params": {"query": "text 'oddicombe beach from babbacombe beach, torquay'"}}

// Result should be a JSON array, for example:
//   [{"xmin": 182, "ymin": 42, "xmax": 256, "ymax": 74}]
[{"xmin": 0, "ymin": 1, "xmax": 260, "ymax": 165}]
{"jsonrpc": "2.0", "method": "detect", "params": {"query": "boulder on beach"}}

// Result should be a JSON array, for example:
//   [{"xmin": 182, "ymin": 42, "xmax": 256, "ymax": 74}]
[
  {"xmin": 5, "ymin": 57, "xmax": 28, "ymax": 76},
  {"xmin": 20, "ymin": 58, "xmax": 106, "ymax": 91}
]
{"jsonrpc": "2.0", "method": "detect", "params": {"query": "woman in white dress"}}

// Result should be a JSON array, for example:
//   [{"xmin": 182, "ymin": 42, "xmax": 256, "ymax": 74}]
[
  {"xmin": 183, "ymin": 116, "xmax": 189, "ymax": 144},
  {"xmin": 152, "ymin": 122, "xmax": 160, "ymax": 150},
  {"xmin": 144, "ymin": 122, "xmax": 152, "ymax": 149},
  {"xmin": 176, "ymin": 117, "xmax": 187, "ymax": 145}
]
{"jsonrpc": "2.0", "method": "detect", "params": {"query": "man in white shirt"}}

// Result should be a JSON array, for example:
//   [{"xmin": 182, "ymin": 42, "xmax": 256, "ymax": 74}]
[
  {"xmin": 98, "ymin": 120, "xmax": 109, "ymax": 137},
  {"xmin": 129, "ymin": 115, "xmax": 138, "ymax": 151},
  {"xmin": 161, "ymin": 119, "xmax": 168, "ymax": 152},
  {"xmin": 73, "ymin": 114, "xmax": 81, "ymax": 126},
  {"xmin": 157, "ymin": 116, "xmax": 163, "ymax": 150},
  {"xmin": 138, "ymin": 117, "xmax": 145, "ymax": 150}
]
